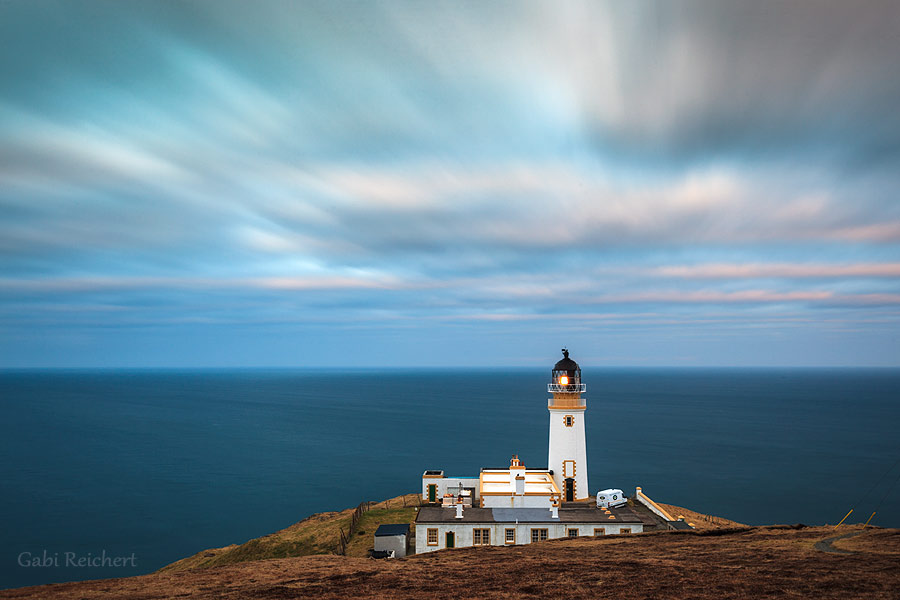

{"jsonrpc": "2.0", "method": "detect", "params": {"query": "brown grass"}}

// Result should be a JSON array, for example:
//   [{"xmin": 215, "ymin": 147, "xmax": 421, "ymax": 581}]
[
  {"xmin": 4, "ymin": 526, "xmax": 898, "ymax": 599},
  {"xmin": 833, "ymin": 528, "xmax": 900, "ymax": 555},
  {"xmin": 159, "ymin": 493, "xmax": 421, "ymax": 571},
  {"xmin": 656, "ymin": 502, "xmax": 748, "ymax": 529}
]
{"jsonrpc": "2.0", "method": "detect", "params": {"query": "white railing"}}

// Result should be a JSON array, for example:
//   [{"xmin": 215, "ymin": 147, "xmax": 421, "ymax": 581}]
[{"xmin": 547, "ymin": 383, "xmax": 586, "ymax": 393}]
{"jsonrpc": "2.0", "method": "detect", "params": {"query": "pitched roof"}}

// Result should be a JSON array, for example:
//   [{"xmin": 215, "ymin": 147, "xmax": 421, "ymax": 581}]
[
  {"xmin": 415, "ymin": 507, "xmax": 497, "ymax": 523},
  {"xmin": 415, "ymin": 505, "xmax": 645, "ymax": 524},
  {"xmin": 374, "ymin": 524, "xmax": 410, "ymax": 536}
]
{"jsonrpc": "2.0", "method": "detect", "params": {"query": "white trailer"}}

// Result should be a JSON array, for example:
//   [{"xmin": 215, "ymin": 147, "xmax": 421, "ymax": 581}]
[{"xmin": 597, "ymin": 489, "xmax": 626, "ymax": 508}]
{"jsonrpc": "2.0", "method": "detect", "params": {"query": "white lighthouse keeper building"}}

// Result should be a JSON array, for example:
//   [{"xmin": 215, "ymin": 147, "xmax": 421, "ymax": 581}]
[{"xmin": 547, "ymin": 349, "xmax": 589, "ymax": 502}]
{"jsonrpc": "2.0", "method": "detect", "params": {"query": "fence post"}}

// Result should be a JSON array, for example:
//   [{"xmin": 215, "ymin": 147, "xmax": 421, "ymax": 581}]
[{"xmin": 338, "ymin": 527, "xmax": 348, "ymax": 555}]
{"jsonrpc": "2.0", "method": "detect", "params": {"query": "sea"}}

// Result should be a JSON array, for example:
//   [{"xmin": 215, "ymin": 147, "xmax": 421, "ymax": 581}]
[{"xmin": 1, "ymin": 368, "xmax": 898, "ymax": 589}]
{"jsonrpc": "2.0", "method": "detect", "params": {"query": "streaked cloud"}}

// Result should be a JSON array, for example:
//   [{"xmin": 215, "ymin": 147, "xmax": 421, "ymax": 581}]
[
  {"xmin": 0, "ymin": 0, "xmax": 898, "ymax": 366},
  {"xmin": 655, "ymin": 263, "xmax": 900, "ymax": 280}
]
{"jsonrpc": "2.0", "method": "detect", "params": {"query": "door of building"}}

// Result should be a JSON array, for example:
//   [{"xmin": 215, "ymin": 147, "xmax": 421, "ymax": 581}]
[
  {"xmin": 565, "ymin": 478, "xmax": 574, "ymax": 502},
  {"xmin": 428, "ymin": 484, "xmax": 437, "ymax": 503},
  {"xmin": 445, "ymin": 531, "xmax": 455, "ymax": 548}
]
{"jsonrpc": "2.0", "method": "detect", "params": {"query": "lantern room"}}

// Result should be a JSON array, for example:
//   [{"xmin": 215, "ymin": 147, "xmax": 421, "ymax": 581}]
[{"xmin": 548, "ymin": 348, "xmax": 586, "ymax": 394}]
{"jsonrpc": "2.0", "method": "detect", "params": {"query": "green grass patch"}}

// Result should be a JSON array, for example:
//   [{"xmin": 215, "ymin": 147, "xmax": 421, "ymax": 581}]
[
  {"xmin": 159, "ymin": 495, "xmax": 421, "ymax": 572},
  {"xmin": 344, "ymin": 506, "xmax": 418, "ymax": 557}
]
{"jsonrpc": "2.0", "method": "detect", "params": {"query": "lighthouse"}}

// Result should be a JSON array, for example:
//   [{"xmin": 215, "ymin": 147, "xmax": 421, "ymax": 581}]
[
  {"xmin": 547, "ymin": 349, "xmax": 589, "ymax": 501},
  {"xmin": 415, "ymin": 347, "xmax": 650, "ymax": 553}
]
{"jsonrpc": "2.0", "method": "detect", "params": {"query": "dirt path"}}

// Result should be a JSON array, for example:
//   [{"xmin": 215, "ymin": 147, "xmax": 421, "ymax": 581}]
[{"xmin": 814, "ymin": 530, "xmax": 864, "ymax": 554}]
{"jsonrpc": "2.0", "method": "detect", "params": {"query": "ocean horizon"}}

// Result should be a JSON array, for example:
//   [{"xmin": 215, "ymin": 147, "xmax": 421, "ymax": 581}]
[{"xmin": 2, "ymin": 367, "xmax": 898, "ymax": 589}]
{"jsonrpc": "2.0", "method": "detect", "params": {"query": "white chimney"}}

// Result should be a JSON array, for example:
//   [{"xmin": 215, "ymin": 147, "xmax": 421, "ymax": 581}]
[
  {"xmin": 455, "ymin": 502, "xmax": 464, "ymax": 519},
  {"xmin": 551, "ymin": 505, "xmax": 559, "ymax": 519},
  {"xmin": 509, "ymin": 454, "xmax": 526, "ymax": 492}
]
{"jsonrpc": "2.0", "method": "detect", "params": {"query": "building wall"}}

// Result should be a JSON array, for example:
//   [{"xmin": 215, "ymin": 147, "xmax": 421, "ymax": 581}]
[
  {"xmin": 414, "ymin": 521, "xmax": 642, "ymax": 553},
  {"xmin": 374, "ymin": 534, "xmax": 407, "ymax": 558},
  {"xmin": 481, "ymin": 494, "xmax": 553, "ymax": 509},
  {"xmin": 547, "ymin": 406, "xmax": 589, "ymax": 500},
  {"xmin": 422, "ymin": 477, "xmax": 480, "ymax": 502}
]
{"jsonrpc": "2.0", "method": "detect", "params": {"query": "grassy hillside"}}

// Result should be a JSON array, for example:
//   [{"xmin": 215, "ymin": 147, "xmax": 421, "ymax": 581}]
[
  {"xmin": 657, "ymin": 501, "xmax": 747, "ymax": 529},
  {"xmin": 5, "ymin": 525, "xmax": 897, "ymax": 599},
  {"xmin": 159, "ymin": 493, "xmax": 421, "ymax": 572},
  {"xmin": 160, "ymin": 492, "xmax": 745, "ymax": 572}
]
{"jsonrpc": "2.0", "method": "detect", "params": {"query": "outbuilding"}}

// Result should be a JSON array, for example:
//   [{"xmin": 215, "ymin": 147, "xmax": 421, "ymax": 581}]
[{"xmin": 374, "ymin": 524, "xmax": 409, "ymax": 558}]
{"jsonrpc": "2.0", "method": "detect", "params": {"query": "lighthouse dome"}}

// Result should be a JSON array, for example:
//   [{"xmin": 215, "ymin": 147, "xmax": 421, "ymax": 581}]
[
  {"xmin": 553, "ymin": 349, "xmax": 579, "ymax": 372},
  {"xmin": 551, "ymin": 349, "xmax": 582, "ymax": 388}
]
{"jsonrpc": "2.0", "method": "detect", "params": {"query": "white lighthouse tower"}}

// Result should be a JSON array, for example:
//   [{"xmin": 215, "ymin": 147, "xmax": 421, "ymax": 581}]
[{"xmin": 547, "ymin": 349, "xmax": 589, "ymax": 502}]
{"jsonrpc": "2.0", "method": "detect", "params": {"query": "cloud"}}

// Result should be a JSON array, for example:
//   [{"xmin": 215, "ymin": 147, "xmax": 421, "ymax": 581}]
[
  {"xmin": 832, "ymin": 222, "xmax": 900, "ymax": 243},
  {"xmin": 374, "ymin": 1, "xmax": 900, "ymax": 166},
  {"xmin": 242, "ymin": 162, "xmax": 896, "ymax": 259},
  {"xmin": 0, "ymin": 1, "xmax": 899, "ymax": 366},
  {"xmin": 0, "ymin": 274, "xmax": 407, "ymax": 294},
  {"xmin": 600, "ymin": 290, "xmax": 836, "ymax": 304},
  {"xmin": 655, "ymin": 263, "xmax": 900, "ymax": 280}
]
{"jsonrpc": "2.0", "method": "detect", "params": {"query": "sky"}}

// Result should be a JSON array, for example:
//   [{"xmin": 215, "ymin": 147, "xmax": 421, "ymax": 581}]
[{"xmin": 1, "ymin": 0, "xmax": 899, "ymax": 368}]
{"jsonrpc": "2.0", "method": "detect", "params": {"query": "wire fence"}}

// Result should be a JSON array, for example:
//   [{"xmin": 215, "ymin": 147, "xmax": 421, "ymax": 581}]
[
  {"xmin": 336, "ymin": 495, "xmax": 424, "ymax": 555},
  {"xmin": 337, "ymin": 501, "xmax": 371, "ymax": 555}
]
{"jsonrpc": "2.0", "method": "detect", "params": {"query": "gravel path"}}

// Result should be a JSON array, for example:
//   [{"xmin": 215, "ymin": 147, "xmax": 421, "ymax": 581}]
[{"xmin": 814, "ymin": 530, "xmax": 865, "ymax": 554}]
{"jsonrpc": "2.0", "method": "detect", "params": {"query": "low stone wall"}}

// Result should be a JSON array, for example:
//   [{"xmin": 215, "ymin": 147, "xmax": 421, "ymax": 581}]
[{"xmin": 635, "ymin": 487, "xmax": 675, "ymax": 522}]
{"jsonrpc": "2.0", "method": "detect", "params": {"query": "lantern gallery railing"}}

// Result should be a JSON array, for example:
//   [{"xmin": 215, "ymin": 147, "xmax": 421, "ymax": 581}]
[{"xmin": 547, "ymin": 383, "xmax": 586, "ymax": 393}]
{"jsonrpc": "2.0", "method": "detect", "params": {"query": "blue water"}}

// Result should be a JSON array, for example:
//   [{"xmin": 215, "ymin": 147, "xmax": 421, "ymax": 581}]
[{"xmin": 1, "ymin": 368, "xmax": 898, "ymax": 589}]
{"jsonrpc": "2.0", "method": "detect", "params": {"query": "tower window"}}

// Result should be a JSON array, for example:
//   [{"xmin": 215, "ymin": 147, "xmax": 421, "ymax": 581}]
[
  {"xmin": 563, "ymin": 460, "xmax": 575, "ymax": 477},
  {"xmin": 563, "ymin": 415, "xmax": 574, "ymax": 427}
]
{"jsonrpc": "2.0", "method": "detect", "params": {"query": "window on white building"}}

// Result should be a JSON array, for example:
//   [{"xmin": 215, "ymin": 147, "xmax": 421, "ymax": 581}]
[
  {"xmin": 505, "ymin": 528, "xmax": 516, "ymax": 544},
  {"xmin": 427, "ymin": 528, "xmax": 438, "ymax": 545},
  {"xmin": 473, "ymin": 528, "xmax": 490, "ymax": 545},
  {"xmin": 620, "ymin": 528, "xmax": 631, "ymax": 534},
  {"xmin": 531, "ymin": 528, "xmax": 549, "ymax": 543},
  {"xmin": 594, "ymin": 528, "xmax": 605, "ymax": 536},
  {"xmin": 567, "ymin": 528, "xmax": 579, "ymax": 537}
]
